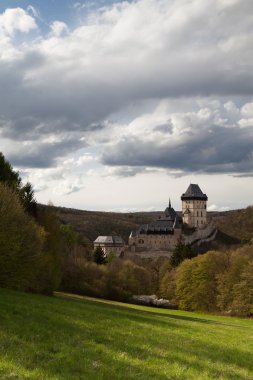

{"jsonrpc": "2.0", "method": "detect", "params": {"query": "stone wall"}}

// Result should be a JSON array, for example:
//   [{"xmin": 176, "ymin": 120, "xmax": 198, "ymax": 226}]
[
  {"xmin": 129, "ymin": 228, "xmax": 181, "ymax": 252},
  {"xmin": 183, "ymin": 222, "xmax": 217, "ymax": 246}
]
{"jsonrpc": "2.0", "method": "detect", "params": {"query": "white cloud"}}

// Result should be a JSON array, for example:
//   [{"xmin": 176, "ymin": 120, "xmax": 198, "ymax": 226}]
[
  {"xmin": 207, "ymin": 204, "xmax": 230, "ymax": 212},
  {"xmin": 27, "ymin": 5, "xmax": 39, "ymax": 19},
  {"xmin": 53, "ymin": 176, "xmax": 86, "ymax": 196},
  {"xmin": 0, "ymin": 7, "xmax": 37, "ymax": 36},
  {"xmin": 50, "ymin": 21, "xmax": 69, "ymax": 37}
]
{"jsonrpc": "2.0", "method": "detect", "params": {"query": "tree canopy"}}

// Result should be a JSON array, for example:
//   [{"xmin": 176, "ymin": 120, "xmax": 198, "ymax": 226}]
[{"xmin": 0, "ymin": 152, "xmax": 37, "ymax": 216}]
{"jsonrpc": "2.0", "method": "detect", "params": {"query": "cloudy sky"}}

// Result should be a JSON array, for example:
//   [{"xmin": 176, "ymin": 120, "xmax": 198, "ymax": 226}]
[{"xmin": 0, "ymin": 0, "xmax": 253, "ymax": 212}]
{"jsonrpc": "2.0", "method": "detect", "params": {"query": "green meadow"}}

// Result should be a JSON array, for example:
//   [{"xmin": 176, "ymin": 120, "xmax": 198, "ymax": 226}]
[{"xmin": 0, "ymin": 289, "xmax": 252, "ymax": 380}]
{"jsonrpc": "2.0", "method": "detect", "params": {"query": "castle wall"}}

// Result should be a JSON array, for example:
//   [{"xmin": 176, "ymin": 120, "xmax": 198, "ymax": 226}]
[
  {"xmin": 129, "ymin": 229, "xmax": 181, "ymax": 252},
  {"xmin": 94, "ymin": 243, "xmax": 124, "ymax": 256},
  {"xmin": 183, "ymin": 222, "xmax": 216, "ymax": 245}
]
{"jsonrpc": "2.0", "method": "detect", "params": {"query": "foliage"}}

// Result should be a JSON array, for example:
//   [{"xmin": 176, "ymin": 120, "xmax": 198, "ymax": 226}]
[
  {"xmin": 216, "ymin": 245, "xmax": 253, "ymax": 316},
  {"xmin": 94, "ymin": 246, "xmax": 107, "ymax": 265},
  {"xmin": 215, "ymin": 206, "xmax": 253, "ymax": 243},
  {"xmin": 0, "ymin": 152, "xmax": 21, "ymax": 188},
  {"xmin": 35, "ymin": 207, "xmax": 63, "ymax": 294},
  {"xmin": 0, "ymin": 184, "xmax": 45, "ymax": 291},
  {"xmin": 159, "ymin": 267, "xmax": 177, "ymax": 304},
  {"xmin": 0, "ymin": 288, "xmax": 253, "ymax": 380},
  {"xmin": 0, "ymin": 152, "xmax": 37, "ymax": 216},
  {"xmin": 117, "ymin": 260, "xmax": 152, "ymax": 295},
  {"xmin": 170, "ymin": 237, "xmax": 197, "ymax": 266},
  {"xmin": 176, "ymin": 251, "xmax": 229, "ymax": 312}
]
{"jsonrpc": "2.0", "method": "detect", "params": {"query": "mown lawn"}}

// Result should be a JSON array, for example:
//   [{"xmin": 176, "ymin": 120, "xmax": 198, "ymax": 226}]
[{"xmin": 0, "ymin": 289, "xmax": 252, "ymax": 380}]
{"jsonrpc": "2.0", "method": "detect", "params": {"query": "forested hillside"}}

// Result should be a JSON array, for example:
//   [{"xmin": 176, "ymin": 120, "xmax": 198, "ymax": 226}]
[
  {"xmin": 49, "ymin": 205, "xmax": 161, "ymax": 243},
  {"xmin": 50, "ymin": 204, "xmax": 249, "ymax": 249},
  {"xmin": 214, "ymin": 206, "xmax": 253, "ymax": 243}
]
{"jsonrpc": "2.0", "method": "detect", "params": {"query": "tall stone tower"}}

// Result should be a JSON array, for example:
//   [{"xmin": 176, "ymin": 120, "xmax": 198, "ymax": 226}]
[{"xmin": 181, "ymin": 184, "xmax": 208, "ymax": 228}]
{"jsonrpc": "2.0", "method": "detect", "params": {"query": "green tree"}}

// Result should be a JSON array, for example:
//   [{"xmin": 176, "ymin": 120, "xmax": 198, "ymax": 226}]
[
  {"xmin": 231, "ymin": 260, "xmax": 253, "ymax": 316},
  {"xmin": 176, "ymin": 251, "xmax": 229, "ymax": 312},
  {"xmin": 216, "ymin": 245, "xmax": 253, "ymax": 315},
  {"xmin": 0, "ymin": 152, "xmax": 20, "ymax": 188},
  {"xmin": 0, "ymin": 183, "xmax": 45, "ymax": 290},
  {"xmin": 0, "ymin": 152, "xmax": 37, "ymax": 217},
  {"xmin": 170, "ymin": 237, "xmax": 196, "ymax": 267},
  {"xmin": 118, "ymin": 260, "xmax": 152, "ymax": 295},
  {"xmin": 159, "ymin": 267, "xmax": 178, "ymax": 305},
  {"xmin": 94, "ymin": 246, "xmax": 107, "ymax": 265},
  {"xmin": 35, "ymin": 206, "xmax": 62, "ymax": 293}
]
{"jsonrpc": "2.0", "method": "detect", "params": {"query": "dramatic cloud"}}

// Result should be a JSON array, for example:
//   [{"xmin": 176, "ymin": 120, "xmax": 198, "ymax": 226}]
[
  {"xmin": 102, "ymin": 99, "xmax": 253, "ymax": 176},
  {"xmin": 0, "ymin": 0, "xmax": 253, "ymax": 169},
  {"xmin": 0, "ymin": 0, "xmax": 253, "ymax": 209}
]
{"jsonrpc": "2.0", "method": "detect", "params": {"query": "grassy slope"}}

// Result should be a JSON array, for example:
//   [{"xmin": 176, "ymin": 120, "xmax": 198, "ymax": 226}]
[{"xmin": 0, "ymin": 289, "xmax": 253, "ymax": 380}]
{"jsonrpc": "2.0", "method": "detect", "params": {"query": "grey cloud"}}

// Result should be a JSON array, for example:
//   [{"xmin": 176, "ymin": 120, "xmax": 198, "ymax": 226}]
[
  {"xmin": 154, "ymin": 120, "xmax": 173, "ymax": 134},
  {"xmin": 9, "ymin": 136, "xmax": 87, "ymax": 168},
  {"xmin": 107, "ymin": 166, "xmax": 148, "ymax": 178},
  {"xmin": 102, "ymin": 124, "xmax": 253, "ymax": 176},
  {"xmin": 1, "ymin": 0, "xmax": 253, "ymax": 170}
]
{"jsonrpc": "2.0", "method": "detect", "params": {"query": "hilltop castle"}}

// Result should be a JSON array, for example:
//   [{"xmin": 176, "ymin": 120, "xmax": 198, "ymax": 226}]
[{"xmin": 128, "ymin": 184, "xmax": 209, "ymax": 253}]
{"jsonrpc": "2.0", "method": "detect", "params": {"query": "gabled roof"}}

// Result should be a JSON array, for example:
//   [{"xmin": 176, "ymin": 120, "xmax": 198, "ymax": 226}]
[
  {"xmin": 94, "ymin": 236, "xmax": 124, "ymax": 245},
  {"xmin": 181, "ymin": 184, "xmax": 208, "ymax": 201},
  {"xmin": 130, "ymin": 200, "xmax": 181, "ymax": 236}
]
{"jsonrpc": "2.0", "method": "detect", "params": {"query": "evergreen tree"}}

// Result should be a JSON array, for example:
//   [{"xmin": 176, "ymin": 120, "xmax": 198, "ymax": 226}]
[
  {"xmin": 0, "ymin": 152, "xmax": 21, "ymax": 188},
  {"xmin": 94, "ymin": 246, "xmax": 107, "ymax": 265},
  {"xmin": 0, "ymin": 152, "xmax": 37, "ymax": 217},
  {"xmin": 170, "ymin": 237, "xmax": 196, "ymax": 266}
]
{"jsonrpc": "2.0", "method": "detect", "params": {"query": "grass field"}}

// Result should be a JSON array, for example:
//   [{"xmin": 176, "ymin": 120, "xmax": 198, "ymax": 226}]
[{"xmin": 0, "ymin": 289, "xmax": 253, "ymax": 380}]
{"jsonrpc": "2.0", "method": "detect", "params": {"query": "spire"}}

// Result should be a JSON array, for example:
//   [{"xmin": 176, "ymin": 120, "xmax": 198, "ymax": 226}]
[{"xmin": 169, "ymin": 198, "xmax": 171, "ymax": 208}]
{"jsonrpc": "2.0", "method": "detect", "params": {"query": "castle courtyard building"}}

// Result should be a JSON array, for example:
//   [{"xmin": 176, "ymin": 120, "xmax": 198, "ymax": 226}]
[{"xmin": 128, "ymin": 200, "xmax": 182, "ymax": 252}]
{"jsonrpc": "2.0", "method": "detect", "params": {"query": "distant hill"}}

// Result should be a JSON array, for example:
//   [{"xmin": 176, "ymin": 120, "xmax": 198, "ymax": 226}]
[
  {"xmin": 39, "ymin": 204, "xmax": 253, "ymax": 248},
  {"xmin": 39, "ymin": 204, "xmax": 161, "ymax": 243},
  {"xmin": 212, "ymin": 206, "xmax": 253, "ymax": 243}
]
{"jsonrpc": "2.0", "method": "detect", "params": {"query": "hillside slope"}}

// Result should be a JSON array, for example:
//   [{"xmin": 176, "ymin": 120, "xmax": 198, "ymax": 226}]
[
  {"xmin": 214, "ymin": 206, "xmax": 253, "ymax": 243},
  {"xmin": 0, "ymin": 289, "xmax": 253, "ymax": 380},
  {"xmin": 40, "ymin": 204, "xmax": 160, "ymax": 243},
  {"xmin": 40, "ymin": 204, "xmax": 253, "ymax": 248}
]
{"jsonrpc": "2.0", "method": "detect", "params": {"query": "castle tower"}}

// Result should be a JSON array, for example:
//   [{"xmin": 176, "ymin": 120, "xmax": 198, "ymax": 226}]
[{"xmin": 181, "ymin": 184, "xmax": 208, "ymax": 228}]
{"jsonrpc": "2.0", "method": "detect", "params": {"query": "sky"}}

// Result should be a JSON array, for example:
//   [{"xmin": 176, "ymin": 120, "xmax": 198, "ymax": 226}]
[{"xmin": 0, "ymin": 0, "xmax": 253, "ymax": 212}]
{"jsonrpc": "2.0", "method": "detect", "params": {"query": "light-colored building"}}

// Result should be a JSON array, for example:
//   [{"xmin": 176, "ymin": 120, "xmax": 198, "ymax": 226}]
[
  {"xmin": 128, "ymin": 201, "xmax": 182, "ymax": 252},
  {"xmin": 94, "ymin": 236, "xmax": 125, "ymax": 256},
  {"xmin": 181, "ymin": 184, "xmax": 208, "ymax": 228}
]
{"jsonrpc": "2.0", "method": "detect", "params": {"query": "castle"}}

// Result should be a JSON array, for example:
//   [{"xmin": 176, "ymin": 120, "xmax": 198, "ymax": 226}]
[{"xmin": 128, "ymin": 184, "xmax": 209, "ymax": 253}]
